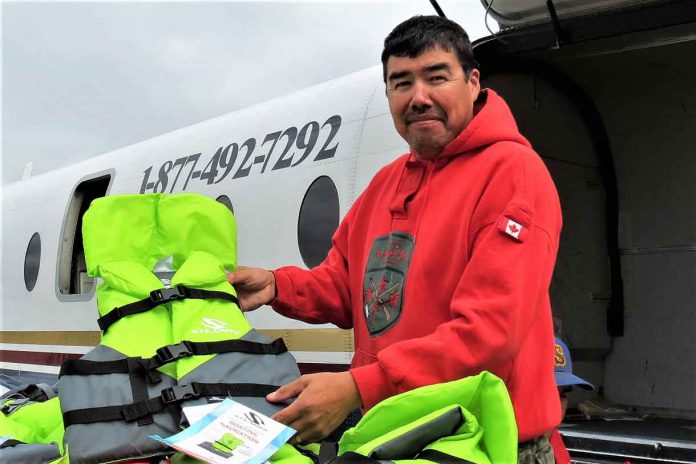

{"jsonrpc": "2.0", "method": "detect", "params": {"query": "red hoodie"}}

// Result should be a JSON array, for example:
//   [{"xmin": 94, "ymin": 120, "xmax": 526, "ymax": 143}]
[{"xmin": 272, "ymin": 89, "xmax": 563, "ymax": 441}]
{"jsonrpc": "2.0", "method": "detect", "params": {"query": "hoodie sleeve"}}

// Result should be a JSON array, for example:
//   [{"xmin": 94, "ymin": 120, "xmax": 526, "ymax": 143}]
[
  {"xmin": 270, "ymin": 201, "xmax": 357, "ymax": 329},
  {"xmin": 350, "ymin": 147, "xmax": 562, "ymax": 409}
]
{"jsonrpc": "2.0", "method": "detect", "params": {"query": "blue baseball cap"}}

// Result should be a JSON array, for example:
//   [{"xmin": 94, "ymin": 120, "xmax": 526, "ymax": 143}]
[{"xmin": 554, "ymin": 338, "xmax": 594, "ymax": 390}]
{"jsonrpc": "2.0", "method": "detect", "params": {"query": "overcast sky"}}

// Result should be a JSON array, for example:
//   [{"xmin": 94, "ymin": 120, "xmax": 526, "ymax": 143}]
[{"xmin": 2, "ymin": 0, "xmax": 495, "ymax": 185}]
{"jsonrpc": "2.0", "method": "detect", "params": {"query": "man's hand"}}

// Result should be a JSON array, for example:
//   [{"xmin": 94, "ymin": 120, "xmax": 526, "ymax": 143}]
[
  {"xmin": 267, "ymin": 372, "xmax": 362, "ymax": 444},
  {"xmin": 226, "ymin": 266, "xmax": 276, "ymax": 311}
]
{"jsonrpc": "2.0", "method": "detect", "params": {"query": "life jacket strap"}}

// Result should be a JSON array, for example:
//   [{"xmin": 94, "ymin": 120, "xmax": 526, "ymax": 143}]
[
  {"xmin": 127, "ymin": 357, "xmax": 156, "ymax": 427},
  {"xmin": 97, "ymin": 285, "xmax": 240, "ymax": 332},
  {"xmin": 59, "ymin": 338, "xmax": 288, "ymax": 378},
  {"xmin": 62, "ymin": 382, "xmax": 279, "ymax": 427},
  {"xmin": 152, "ymin": 337, "xmax": 288, "ymax": 367},
  {"xmin": 59, "ymin": 357, "xmax": 163, "ymax": 385}
]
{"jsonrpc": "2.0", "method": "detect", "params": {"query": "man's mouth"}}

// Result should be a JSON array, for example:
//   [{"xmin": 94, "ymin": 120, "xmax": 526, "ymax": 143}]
[
  {"xmin": 405, "ymin": 112, "xmax": 445, "ymax": 126},
  {"xmin": 406, "ymin": 116, "xmax": 441, "ymax": 124}
]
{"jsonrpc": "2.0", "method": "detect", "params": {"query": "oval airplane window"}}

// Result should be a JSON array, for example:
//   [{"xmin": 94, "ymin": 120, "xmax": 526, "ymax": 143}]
[
  {"xmin": 24, "ymin": 232, "xmax": 41, "ymax": 291},
  {"xmin": 298, "ymin": 176, "xmax": 340, "ymax": 268},
  {"xmin": 216, "ymin": 195, "xmax": 235, "ymax": 215}
]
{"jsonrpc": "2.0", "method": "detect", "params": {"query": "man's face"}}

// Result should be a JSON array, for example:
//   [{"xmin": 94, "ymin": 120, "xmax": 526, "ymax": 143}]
[{"xmin": 385, "ymin": 46, "xmax": 480, "ymax": 160}]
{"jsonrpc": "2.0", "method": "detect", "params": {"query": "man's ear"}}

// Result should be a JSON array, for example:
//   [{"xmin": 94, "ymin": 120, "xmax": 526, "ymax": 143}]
[{"xmin": 468, "ymin": 68, "xmax": 481, "ymax": 99}]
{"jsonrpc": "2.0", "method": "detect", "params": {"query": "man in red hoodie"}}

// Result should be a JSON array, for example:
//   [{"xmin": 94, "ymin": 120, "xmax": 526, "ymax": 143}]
[{"xmin": 228, "ymin": 15, "xmax": 562, "ymax": 462}]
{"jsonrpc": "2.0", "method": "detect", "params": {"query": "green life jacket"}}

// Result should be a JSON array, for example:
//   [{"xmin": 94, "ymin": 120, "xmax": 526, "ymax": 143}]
[
  {"xmin": 58, "ymin": 193, "xmax": 300, "ymax": 464},
  {"xmin": 327, "ymin": 372, "xmax": 518, "ymax": 464},
  {"xmin": 265, "ymin": 372, "xmax": 517, "ymax": 464},
  {"xmin": 0, "ymin": 384, "xmax": 64, "ymax": 463}
]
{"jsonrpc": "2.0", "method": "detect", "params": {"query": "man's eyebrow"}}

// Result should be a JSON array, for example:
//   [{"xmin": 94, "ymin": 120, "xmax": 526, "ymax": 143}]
[
  {"xmin": 387, "ymin": 63, "xmax": 452, "ymax": 81},
  {"xmin": 423, "ymin": 62, "xmax": 451, "ymax": 73},
  {"xmin": 387, "ymin": 70, "xmax": 411, "ymax": 82}
]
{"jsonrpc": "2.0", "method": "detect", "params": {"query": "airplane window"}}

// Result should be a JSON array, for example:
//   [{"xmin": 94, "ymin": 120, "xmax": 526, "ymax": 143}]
[
  {"xmin": 216, "ymin": 195, "xmax": 235, "ymax": 215},
  {"xmin": 297, "ymin": 176, "xmax": 340, "ymax": 268},
  {"xmin": 24, "ymin": 232, "xmax": 41, "ymax": 291}
]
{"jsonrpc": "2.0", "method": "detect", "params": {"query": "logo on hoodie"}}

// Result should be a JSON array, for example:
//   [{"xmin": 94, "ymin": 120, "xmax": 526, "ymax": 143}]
[{"xmin": 363, "ymin": 232, "xmax": 415, "ymax": 336}]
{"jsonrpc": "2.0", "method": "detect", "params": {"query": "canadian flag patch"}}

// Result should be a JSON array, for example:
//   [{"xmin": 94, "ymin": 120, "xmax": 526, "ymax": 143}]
[{"xmin": 497, "ymin": 216, "xmax": 528, "ymax": 242}]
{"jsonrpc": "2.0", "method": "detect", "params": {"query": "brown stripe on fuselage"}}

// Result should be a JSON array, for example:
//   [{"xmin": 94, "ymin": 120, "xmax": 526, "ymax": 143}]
[
  {"xmin": 0, "ymin": 350, "xmax": 82, "ymax": 366},
  {"xmin": 0, "ymin": 331, "xmax": 100, "ymax": 346},
  {"xmin": 0, "ymin": 328, "xmax": 354, "ymax": 352},
  {"xmin": 257, "ymin": 329, "xmax": 354, "ymax": 352}
]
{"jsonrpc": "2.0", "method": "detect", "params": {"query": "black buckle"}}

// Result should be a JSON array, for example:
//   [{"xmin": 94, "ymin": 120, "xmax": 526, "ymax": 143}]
[
  {"xmin": 161, "ymin": 384, "xmax": 199, "ymax": 404},
  {"xmin": 150, "ymin": 286, "xmax": 187, "ymax": 305},
  {"xmin": 155, "ymin": 341, "xmax": 193, "ymax": 364}
]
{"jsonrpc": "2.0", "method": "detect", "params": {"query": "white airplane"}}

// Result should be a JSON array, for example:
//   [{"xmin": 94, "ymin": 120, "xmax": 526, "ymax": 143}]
[
  {"xmin": 2, "ymin": 1, "xmax": 696, "ymax": 460},
  {"xmin": 1, "ymin": 63, "xmax": 398, "ymax": 380}
]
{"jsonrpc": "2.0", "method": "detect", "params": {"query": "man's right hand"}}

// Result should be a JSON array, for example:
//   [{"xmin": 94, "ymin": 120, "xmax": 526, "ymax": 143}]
[{"xmin": 226, "ymin": 266, "xmax": 276, "ymax": 311}]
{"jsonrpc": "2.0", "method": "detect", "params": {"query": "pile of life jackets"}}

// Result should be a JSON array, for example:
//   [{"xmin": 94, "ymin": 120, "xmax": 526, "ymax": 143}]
[
  {"xmin": 0, "ymin": 383, "xmax": 63, "ymax": 463},
  {"xmin": 0, "ymin": 193, "xmax": 518, "ymax": 463}
]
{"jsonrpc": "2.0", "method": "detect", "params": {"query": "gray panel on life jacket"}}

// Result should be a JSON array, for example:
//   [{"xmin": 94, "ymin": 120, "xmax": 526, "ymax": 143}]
[
  {"xmin": 368, "ymin": 407, "xmax": 464, "ymax": 460},
  {"xmin": 0, "ymin": 442, "xmax": 61, "ymax": 464},
  {"xmin": 58, "ymin": 344, "xmax": 179, "ymax": 464},
  {"xmin": 0, "ymin": 383, "xmax": 57, "ymax": 415},
  {"xmin": 178, "ymin": 329, "xmax": 301, "ymax": 419}
]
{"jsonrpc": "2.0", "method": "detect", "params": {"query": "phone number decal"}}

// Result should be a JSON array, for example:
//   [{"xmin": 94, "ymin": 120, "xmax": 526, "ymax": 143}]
[{"xmin": 139, "ymin": 115, "xmax": 342, "ymax": 193}]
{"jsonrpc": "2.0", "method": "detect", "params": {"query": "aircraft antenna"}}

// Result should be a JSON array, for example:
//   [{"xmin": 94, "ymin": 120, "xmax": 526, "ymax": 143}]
[
  {"xmin": 546, "ymin": 0, "xmax": 566, "ymax": 48},
  {"xmin": 483, "ymin": 0, "xmax": 507, "ymax": 45},
  {"xmin": 429, "ymin": 0, "xmax": 446, "ymax": 18}
]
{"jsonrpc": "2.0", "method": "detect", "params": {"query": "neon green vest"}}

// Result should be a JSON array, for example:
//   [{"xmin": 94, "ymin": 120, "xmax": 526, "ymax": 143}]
[
  {"xmin": 0, "ymin": 385, "xmax": 64, "ymax": 463},
  {"xmin": 58, "ymin": 193, "xmax": 300, "ymax": 463},
  {"xmin": 270, "ymin": 372, "xmax": 517, "ymax": 464},
  {"xmin": 334, "ymin": 372, "xmax": 518, "ymax": 463}
]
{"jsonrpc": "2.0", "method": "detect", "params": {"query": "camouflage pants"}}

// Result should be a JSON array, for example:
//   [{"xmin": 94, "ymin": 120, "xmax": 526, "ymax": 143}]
[{"xmin": 518, "ymin": 435, "xmax": 554, "ymax": 464}]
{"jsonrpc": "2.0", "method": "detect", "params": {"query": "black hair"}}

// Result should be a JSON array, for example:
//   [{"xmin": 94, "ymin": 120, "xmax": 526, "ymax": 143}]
[{"xmin": 381, "ymin": 15, "xmax": 479, "ymax": 82}]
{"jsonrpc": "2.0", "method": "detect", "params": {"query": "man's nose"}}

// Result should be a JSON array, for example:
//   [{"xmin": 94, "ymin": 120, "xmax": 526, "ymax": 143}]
[{"xmin": 409, "ymin": 80, "xmax": 432, "ymax": 109}]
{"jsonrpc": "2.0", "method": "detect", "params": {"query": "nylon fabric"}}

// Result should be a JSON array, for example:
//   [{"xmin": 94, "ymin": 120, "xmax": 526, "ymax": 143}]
[
  {"xmin": 169, "ymin": 250, "xmax": 253, "ymax": 379},
  {"xmin": 337, "ymin": 372, "xmax": 517, "ymax": 463},
  {"xmin": 97, "ymin": 260, "xmax": 174, "ymax": 363},
  {"xmin": 82, "ymin": 194, "xmax": 237, "ymax": 277},
  {"xmin": 0, "ymin": 393, "xmax": 64, "ymax": 463},
  {"xmin": 59, "ymin": 345, "xmax": 179, "ymax": 463},
  {"xmin": 60, "ymin": 193, "xmax": 300, "ymax": 463},
  {"xmin": 368, "ymin": 407, "xmax": 463, "ymax": 460},
  {"xmin": 177, "ymin": 329, "xmax": 300, "ymax": 418},
  {"xmin": 0, "ymin": 441, "xmax": 62, "ymax": 464}
]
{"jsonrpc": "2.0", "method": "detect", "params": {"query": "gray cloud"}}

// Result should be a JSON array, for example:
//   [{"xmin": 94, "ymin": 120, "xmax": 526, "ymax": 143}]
[{"xmin": 2, "ymin": 1, "xmax": 491, "ymax": 184}]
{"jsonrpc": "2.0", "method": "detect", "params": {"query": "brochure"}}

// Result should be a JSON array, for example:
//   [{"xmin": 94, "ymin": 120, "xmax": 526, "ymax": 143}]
[{"xmin": 152, "ymin": 399, "xmax": 295, "ymax": 464}]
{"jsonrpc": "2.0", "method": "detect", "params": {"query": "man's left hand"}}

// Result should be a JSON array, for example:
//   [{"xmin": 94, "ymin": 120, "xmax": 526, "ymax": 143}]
[{"xmin": 267, "ymin": 371, "xmax": 362, "ymax": 444}]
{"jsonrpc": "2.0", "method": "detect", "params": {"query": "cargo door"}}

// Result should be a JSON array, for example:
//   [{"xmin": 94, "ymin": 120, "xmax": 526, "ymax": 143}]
[{"xmin": 482, "ymin": 73, "xmax": 612, "ymax": 401}]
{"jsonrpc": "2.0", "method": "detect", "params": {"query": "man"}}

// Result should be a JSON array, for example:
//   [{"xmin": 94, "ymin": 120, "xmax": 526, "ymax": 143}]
[
  {"xmin": 550, "ymin": 337, "xmax": 595, "ymax": 464},
  {"xmin": 229, "ymin": 15, "xmax": 562, "ymax": 462}
]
